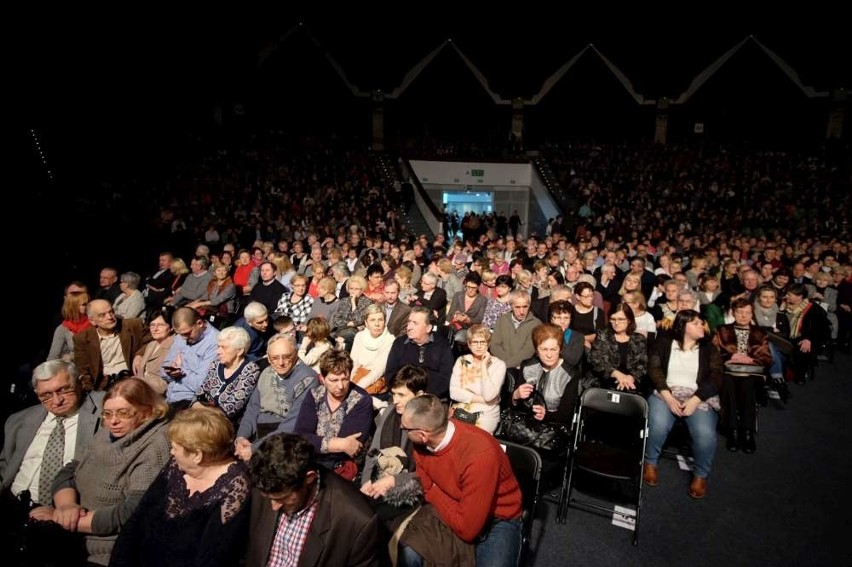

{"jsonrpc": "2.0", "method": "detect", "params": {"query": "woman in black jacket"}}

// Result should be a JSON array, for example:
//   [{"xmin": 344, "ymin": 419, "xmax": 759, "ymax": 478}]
[{"xmin": 643, "ymin": 310, "xmax": 722, "ymax": 499}]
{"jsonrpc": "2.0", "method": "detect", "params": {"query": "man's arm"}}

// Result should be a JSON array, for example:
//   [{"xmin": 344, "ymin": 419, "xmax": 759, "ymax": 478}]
[{"xmin": 423, "ymin": 449, "xmax": 498, "ymax": 542}]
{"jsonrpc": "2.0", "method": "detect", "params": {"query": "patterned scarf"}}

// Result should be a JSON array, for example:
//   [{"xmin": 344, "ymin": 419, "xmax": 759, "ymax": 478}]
[{"xmin": 785, "ymin": 298, "xmax": 812, "ymax": 340}]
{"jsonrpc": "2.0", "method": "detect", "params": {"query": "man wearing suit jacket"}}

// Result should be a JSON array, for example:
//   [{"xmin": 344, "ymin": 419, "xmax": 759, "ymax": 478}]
[
  {"xmin": 246, "ymin": 433, "xmax": 381, "ymax": 567},
  {"xmin": 1, "ymin": 360, "xmax": 104, "ymax": 507},
  {"xmin": 74, "ymin": 299, "xmax": 150, "ymax": 391},
  {"xmin": 383, "ymin": 280, "xmax": 411, "ymax": 337},
  {"xmin": 413, "ymin": 272, "xmax": 447, "ymax": 326}
]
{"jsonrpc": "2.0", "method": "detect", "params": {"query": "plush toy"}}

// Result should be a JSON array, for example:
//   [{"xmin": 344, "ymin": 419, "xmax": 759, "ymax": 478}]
[
  {"xmin": 366, "ymin": 446, "xmax": 422, "ymax": 508},
  {"xmin": 368, "ymin": 446, "xmax": 408, "ymax": 481}
]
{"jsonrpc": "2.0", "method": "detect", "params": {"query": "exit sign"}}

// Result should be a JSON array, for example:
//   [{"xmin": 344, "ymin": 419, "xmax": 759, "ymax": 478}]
[{"xmin": 470, "ymin": 169, "xmax": 484, "ymax": 177}]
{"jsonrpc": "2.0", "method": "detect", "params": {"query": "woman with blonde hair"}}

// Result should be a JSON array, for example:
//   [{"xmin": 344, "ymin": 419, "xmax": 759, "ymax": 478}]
[
  {"xmin": 271, "ymin": 254, "xmax": 296, "ymax": 291},
  {"xmin": 111, "ymin": 407, "xmax": 250, "ymax": 566},
  {"xmin": 48, "ymin": 283, "xmax": 91, "ymax": 361},
  {"xmin": 163, "ymin": 258, "xmax": 190, "ymax": 306},
  {"xmin": 307, "ymin": 276, "xmax": 340, "ymax": 322},
  {"xmin": 449, "ymin": 324, "xmax": 506, "ymax": 433},
  {"xmin": 273, "ymin": 274, "xmax": 314, "ymax": 331}
]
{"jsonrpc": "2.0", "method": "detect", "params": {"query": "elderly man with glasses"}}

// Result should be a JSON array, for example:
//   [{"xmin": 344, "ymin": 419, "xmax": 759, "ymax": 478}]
[
  {"xmin": 0, "ymin": 360, "xmax": 103, "ymax": 555},
  {"xmin": 235, "ymin": 333, "xmax": 319, "ymax": 462}
]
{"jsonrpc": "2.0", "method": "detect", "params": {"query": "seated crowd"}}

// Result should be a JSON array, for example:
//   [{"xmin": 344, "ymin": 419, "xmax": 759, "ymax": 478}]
[{"xmin": 6, "ymin": 138, "xmax": 851, "ymax": 566}]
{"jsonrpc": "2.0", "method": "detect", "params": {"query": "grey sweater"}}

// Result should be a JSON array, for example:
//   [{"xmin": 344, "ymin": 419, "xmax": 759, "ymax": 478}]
[{"xmin": 53, "ymin": 417, "xmax": 170, "ymax": 566}]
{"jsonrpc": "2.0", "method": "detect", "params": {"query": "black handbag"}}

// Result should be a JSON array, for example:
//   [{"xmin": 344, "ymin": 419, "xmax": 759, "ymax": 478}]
[
  {"xmin": 495, "ymin": 408, "xmax": 570, "ymax": 454},
  {"xmin": 452, "ymin": 406, "xmax": 481, "ymax": 425}
]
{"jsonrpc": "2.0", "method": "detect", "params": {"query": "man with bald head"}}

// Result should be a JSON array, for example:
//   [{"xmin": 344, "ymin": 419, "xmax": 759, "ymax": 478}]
[{"xmin": 73, "ymin": 299, "xmax": 149, "ymax": 391}]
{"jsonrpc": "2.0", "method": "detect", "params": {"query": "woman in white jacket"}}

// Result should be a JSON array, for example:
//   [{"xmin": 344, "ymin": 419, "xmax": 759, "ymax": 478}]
[
  {"xmin": 449, "ymin": 324, "xmax": 507, "ymax": 433},
  {"xmin": 350, "ymin": 304, "xmax": 396, "ymax": 394}
]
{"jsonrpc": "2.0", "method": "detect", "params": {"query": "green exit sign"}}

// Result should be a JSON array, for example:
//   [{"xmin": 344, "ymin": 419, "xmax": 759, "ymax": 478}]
[{"xmin": 470, "ymin": 169, "xmax": 484, "ymax": 177}]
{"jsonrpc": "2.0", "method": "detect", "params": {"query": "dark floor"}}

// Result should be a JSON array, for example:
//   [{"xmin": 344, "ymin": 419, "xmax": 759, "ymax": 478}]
[{"xmin": 528, "ymin": 351, "xmax": 852, "ymax": 567}]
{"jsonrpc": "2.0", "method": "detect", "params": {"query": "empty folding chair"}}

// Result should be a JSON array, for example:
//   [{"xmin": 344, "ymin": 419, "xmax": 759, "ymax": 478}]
[{"xmin": 558, "ymin": 388, "xmax": 649, "ymax": 546}]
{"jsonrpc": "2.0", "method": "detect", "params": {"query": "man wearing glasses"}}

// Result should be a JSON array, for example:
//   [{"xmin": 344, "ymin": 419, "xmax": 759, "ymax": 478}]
[
  {"xmin": 398, "ymin": 394, "xmax": 522, "ymax": 567},
  {"xmin": 0, "ymin": 360, "xmax": 103, "ymax": 518},
  {"xmin": 235, "ymin": 334, "xmax": 318, "ymax": 461}
]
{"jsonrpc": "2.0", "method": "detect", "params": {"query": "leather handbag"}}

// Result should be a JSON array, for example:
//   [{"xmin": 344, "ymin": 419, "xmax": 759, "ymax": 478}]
[
  {"xmin": 495, "ymin": 408, "xmax": 570, "ymax": 454},
  {"xmin": 452, "ymin": 406, "xmax": 481, "ymax": 425}
]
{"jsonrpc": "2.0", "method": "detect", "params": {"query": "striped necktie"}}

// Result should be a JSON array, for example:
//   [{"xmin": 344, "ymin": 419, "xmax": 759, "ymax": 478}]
[{"xmin": 38, "ymin": 416, "xmax": 66, "ymax": 505}]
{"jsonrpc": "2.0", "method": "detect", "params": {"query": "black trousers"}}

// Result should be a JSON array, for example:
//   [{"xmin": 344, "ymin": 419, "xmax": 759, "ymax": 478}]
[{"xmin": 721, "ymin": 373, "xmax": 759, "ymax": 431}]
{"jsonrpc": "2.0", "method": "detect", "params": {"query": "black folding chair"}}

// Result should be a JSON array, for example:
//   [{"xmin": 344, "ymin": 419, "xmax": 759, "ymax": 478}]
[
  {"xmin": 500, "ymin": 439, "xmax": 543, "ymax": 565},
  {"xmin": 558, "ymin": 388, "xmax": 649, "ymax": 546}
]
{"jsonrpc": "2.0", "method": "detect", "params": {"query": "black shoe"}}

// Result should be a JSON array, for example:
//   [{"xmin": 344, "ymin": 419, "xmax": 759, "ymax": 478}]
[
  {"xmin": 741, "ymin": 430, "xmax": 757, "ymax": 454},
  {"xmin": 726, "ymin": 429, "xmax": 739, "ymax": 452}
]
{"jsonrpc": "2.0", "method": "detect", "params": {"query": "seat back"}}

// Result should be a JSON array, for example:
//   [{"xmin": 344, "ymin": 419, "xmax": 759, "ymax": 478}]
[
  {"xmin": 578, "ymin": 387, "xmax": 649, "ymax": 420},
  {"xmin": 501, "ymin": 440, "xmax": 542, "ymax": 563}
]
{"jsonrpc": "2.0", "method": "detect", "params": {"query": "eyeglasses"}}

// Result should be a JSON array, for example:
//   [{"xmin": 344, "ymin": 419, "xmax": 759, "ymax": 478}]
[
  {"xmin": 101, "ymin": 408, "xmax": 138, "ymax": 421},
  {"xmin": 578, "ymin": 294, "xmax": 594, "ymax": 299},
  {"xmin": 465, "ymin": 285, "xmax": 479, "ymax": 291},
  {"xmin": 469, "ymin": 340, "xmax": 488, "ymax": 346},
  {"xmin": 37, "ymin": 385, "xmax": 77, "ymax": 403},
  {"xmin": 269, "ymin": 353, "xmax": 295, "ymax": 362}
]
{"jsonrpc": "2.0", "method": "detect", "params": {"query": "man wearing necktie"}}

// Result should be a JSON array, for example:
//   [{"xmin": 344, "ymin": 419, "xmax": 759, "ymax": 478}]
[{"xmin": 0, "ymin": 360, "xmax": 103, "ymax": 556}]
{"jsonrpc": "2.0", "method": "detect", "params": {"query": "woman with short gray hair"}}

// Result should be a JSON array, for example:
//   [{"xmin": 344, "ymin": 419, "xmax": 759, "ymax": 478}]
[
  {"xmin": 114, "ymin": 271, "xmax": 146, "ymax": 320},
  {"xmin": 194, "ymin": 326, "xmax": 260, "ymax": 423}
]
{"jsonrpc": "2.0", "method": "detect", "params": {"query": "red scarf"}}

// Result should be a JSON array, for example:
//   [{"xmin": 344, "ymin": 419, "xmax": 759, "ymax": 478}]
[{"xmin": 62, "ymin": 318, "xmax": 92, "ymax": 334}]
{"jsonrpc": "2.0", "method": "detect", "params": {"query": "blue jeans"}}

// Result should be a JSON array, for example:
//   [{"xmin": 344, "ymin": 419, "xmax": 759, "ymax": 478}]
[
  {"xmin": 476, "ymin": 517, "xmax": 523, "ymax": 567},
  {"xmin": 644, "ymin": 394, "xmax": 718, "ymax": 478},
  {"xmin": 399, "ymin": 517, "xmax": 523, "ymax": 567},
  {"xmin": 769, "ymin": 342, "xmax": 785, "ymax": 377}
]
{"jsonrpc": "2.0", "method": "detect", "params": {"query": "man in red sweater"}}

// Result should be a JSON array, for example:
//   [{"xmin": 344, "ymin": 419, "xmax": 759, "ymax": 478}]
[{"xmin": 400, "ymin": 394, "xmax": 523, "ymax": 567}]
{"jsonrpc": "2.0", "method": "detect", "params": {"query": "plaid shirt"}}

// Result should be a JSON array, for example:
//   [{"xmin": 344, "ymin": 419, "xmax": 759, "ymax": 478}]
[{"xmin": 267, "ymin": 483, "xmax": 320, "ymax": 567}]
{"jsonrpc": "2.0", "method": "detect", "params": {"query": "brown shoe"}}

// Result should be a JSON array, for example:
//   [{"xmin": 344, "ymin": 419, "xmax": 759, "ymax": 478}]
[
  {"xmin": 688, "ymin": 476, "xmax": 707, "ymax": 499},
  {"xmin": 643, "ymin": 463, "xmax": 658, "ymax": 486}
]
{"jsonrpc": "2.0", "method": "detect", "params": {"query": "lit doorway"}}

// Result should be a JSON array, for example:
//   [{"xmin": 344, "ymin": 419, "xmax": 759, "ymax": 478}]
[
  {"xmin": 443, "ymin": 189, "xmax": 494, "ymax": 240},
  {"xmin": 443, "ymin": 189, "xmax": 494, "ymax": 217}
]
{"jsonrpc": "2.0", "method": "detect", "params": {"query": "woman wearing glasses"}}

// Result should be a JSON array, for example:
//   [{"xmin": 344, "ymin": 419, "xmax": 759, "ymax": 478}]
[
  {"xmin": 132, "ymin": 310, "xmax": 175, "ymax": 396},
  {"xmin": 447, "ymin": 272, "xmax": 488, "ymax": 345},
  {"xmin": 570, "ymin": 282, "xmax": 606, "ymax": 349},
  {"xmin": 30, "ymin": 378, "xmax": 169, "ymax": 566},
  {"xmin": 449, "ymin": 325, "xmax": 506, "ymax": 433},
  {"xmin": 587, "ymin": 303, "xmax": 648, "ymax": 392}
]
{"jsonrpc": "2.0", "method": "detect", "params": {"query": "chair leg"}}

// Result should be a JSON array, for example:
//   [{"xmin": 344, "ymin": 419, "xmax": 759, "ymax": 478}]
[{"xmin": 558, "ymin": 454, "xmax": 575, "ymax": 524}]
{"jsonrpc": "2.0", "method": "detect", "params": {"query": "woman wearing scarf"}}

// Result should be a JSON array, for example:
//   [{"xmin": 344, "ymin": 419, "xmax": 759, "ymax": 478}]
[
  {"xmin": 48, "ymin": 283, "xmax": 92, "ymax": 361},
  {"xmin": 782, "ymin": 284, "xmax": 830, "ymax": 384}
]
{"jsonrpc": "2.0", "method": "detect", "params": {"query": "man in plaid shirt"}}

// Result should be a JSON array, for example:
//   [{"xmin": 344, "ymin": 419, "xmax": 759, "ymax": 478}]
[{"xmin": 246, "ymin": 433, "xmax": 381, "ymax": 567}]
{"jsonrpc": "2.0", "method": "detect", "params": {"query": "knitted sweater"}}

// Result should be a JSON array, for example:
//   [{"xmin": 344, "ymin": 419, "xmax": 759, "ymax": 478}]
[
  {"xmin": 414, "ymin": 420, "xmax": 522, "ymax": 542},
  {"xmin": 53, "ymin": 417, "xmax": 170, "ymax": 566}
]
